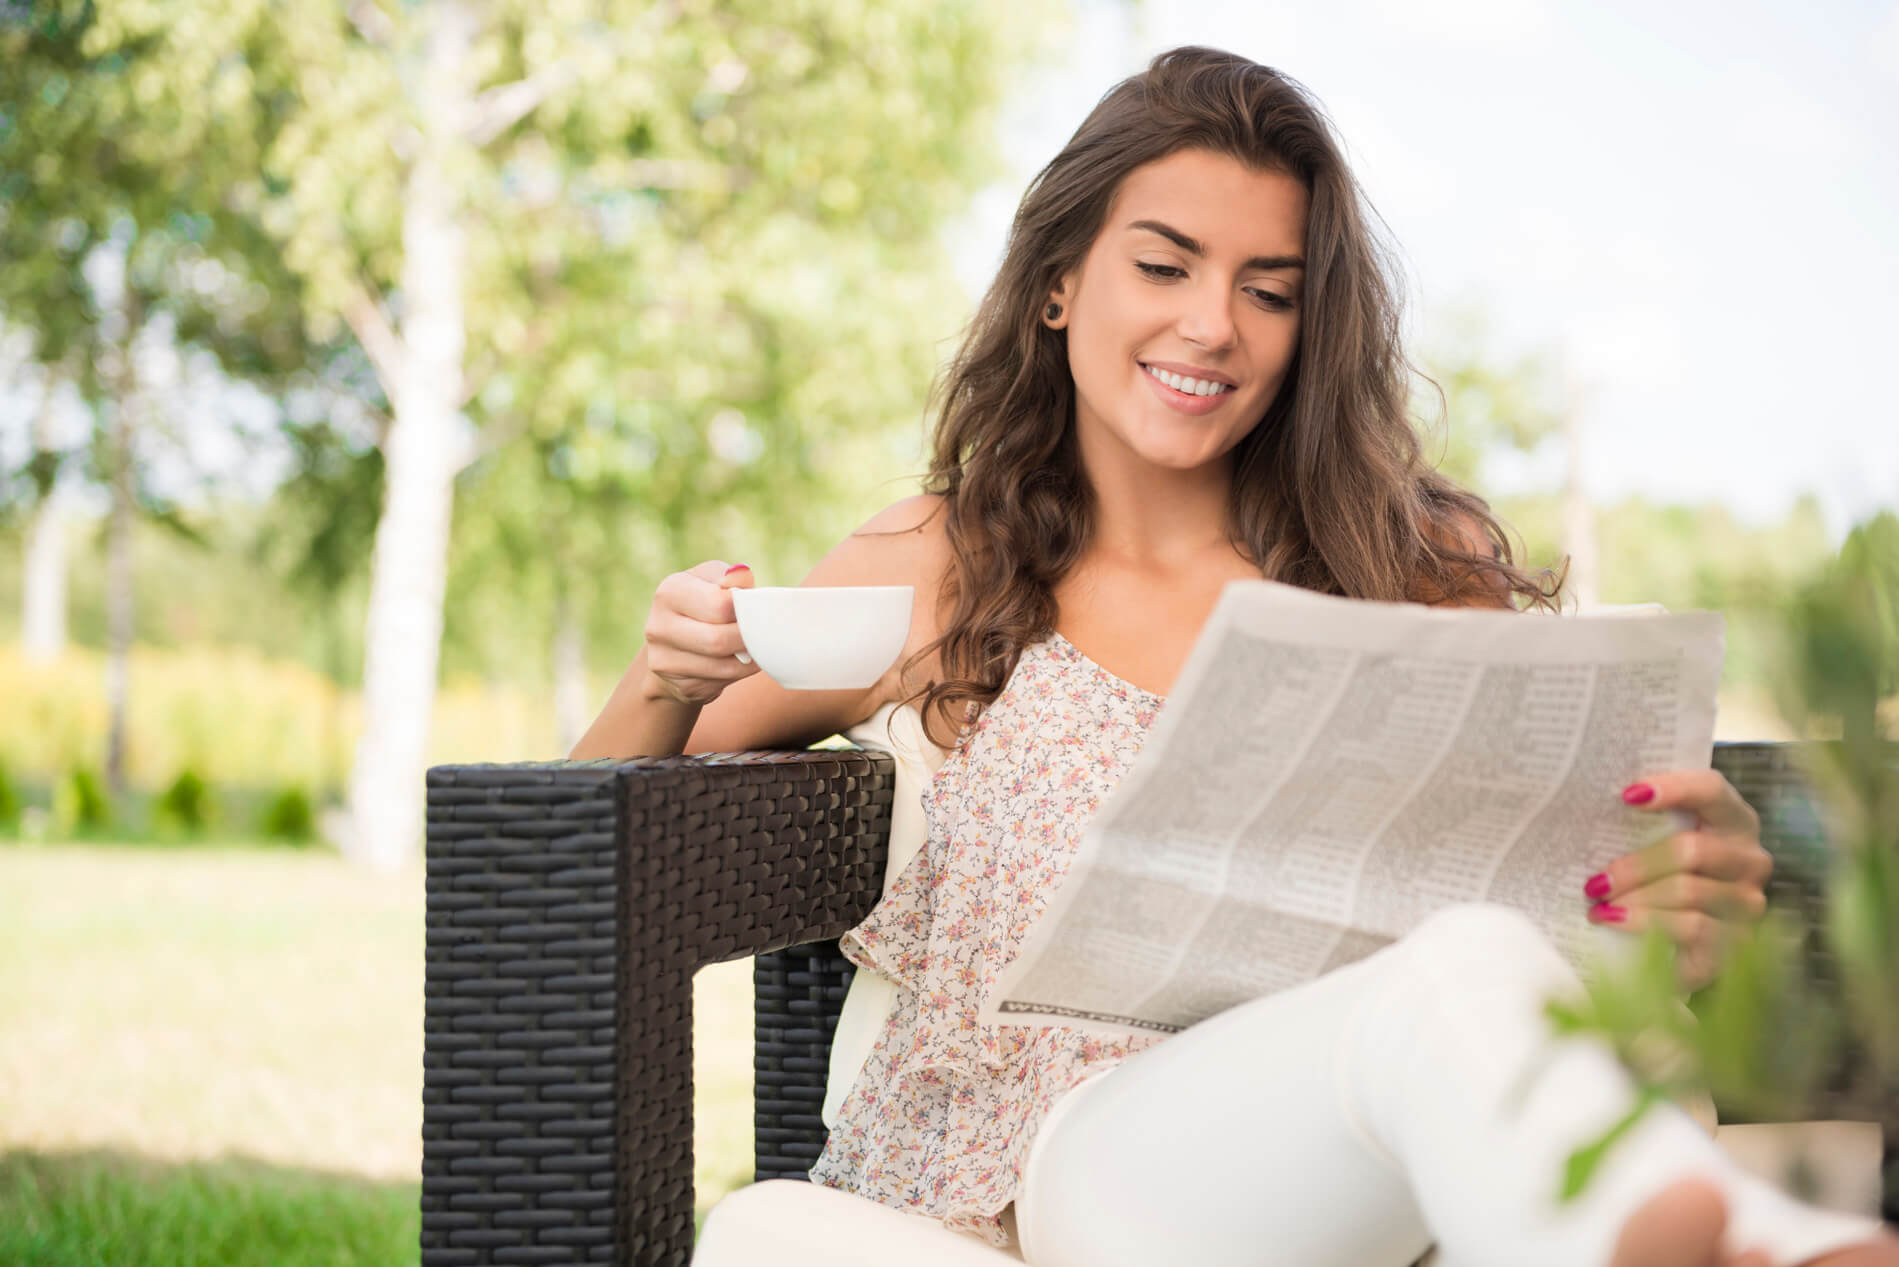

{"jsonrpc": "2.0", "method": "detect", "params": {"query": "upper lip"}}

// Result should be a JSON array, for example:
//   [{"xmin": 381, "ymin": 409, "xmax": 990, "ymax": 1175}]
[{"xmin": 1139, "ymin": 360, "xmax": 1238, "ymax": 388}]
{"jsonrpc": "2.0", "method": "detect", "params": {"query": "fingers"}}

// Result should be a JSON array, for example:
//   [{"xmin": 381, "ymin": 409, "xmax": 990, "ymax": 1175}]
[
  {"xmin": 1599, "ymin": 830, "xmax": 1774, "ymax": 897},
  {"xmin": 648, "ymin": 604, "xmax": 749, "ymax": 659},
  {"xmin": 1600, "ymin": 872, "xmax": 1767, "ymax": 922},
  {"xmin": 720, "ymin": 565, "xmax": 755, "ymax": 663},
  {"xmin": 664, "ymin": 562, "xmax": 752, "ymax": 627},
  {"xmin": 651, "ymin": 561, "xmax": 760, "ymax": 659},
  {"xmin": 1586, "ymin": 901, "xmax": 1727, "ymax": 990},
  {"xmin": 650, "ymin": 645, "xmax": 756, "ymax": 681},
  {"xmin": 1624, "ymin": 769, "xmax": 1759, "ymax": 836}
]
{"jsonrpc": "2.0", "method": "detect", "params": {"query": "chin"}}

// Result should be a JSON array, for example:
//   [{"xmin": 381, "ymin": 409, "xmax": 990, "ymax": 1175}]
[{"xmin": 1131, "ymin": 434, "xmax": 1223, "ymax": 470}]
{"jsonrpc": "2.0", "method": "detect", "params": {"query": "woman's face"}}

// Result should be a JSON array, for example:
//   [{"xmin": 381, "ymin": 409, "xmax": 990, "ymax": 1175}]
[{"xmin": 1049, "ymin": 148, "xmax": 1307, "ymax": 474}]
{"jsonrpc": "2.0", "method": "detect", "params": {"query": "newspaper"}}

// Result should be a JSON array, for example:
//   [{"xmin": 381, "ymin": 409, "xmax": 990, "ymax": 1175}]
[{"xmin": 977, "ymin": 580, "xmax": 1724, "ymax": 1038}]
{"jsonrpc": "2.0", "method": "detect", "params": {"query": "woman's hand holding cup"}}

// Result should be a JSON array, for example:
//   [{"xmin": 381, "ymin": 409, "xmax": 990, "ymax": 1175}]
[{"xmin": 641, "ymin": 561, "xmax": 759, "ymax": 707}]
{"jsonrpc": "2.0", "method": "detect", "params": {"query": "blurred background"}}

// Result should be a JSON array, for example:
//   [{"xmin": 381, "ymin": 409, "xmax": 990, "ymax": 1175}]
[{"xmin": 1, "ymin": 0, "xmax": 1894, "ymax": 1262}]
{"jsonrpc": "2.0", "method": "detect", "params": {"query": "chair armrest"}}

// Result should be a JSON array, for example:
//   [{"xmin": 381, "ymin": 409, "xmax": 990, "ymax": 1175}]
[{"xmin": 421, "ymin": 749, "xmax": 894, "ymax": 1267}]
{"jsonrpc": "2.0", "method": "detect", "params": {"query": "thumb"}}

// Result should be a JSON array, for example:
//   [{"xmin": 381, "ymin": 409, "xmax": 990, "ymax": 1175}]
[{"xmin": 720, "ymin": 563, "xmax": 756, "ymax": 665}]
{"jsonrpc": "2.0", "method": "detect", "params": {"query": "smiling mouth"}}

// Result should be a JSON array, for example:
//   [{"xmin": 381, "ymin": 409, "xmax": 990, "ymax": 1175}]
[{"xmin": 1140, "ymin": 363, "xmax": 1235, "ymax": 397}]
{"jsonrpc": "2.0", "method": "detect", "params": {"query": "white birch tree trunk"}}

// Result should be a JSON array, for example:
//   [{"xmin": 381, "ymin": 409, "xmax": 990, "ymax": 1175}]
[
  {"xmin": 342, "ymin": 0, "xmax": 477, "ymax": 871},
  {"xmin": 104, "ymin": 349, "xmax": 136, "ymax": 801},
  {"xmin": 22, "ymin": 385, "xmax": 69, "ymax": 664}
]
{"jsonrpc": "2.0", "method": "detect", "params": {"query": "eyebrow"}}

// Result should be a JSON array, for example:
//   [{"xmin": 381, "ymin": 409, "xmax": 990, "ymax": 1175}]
[{"xmin": 1127, "ymin": 219, "xmax": 1304, "ymax": 272}]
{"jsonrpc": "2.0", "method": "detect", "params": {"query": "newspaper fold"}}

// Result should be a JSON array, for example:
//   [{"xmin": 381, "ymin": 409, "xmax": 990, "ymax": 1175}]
[{"xmin": 978, "ymin": 581, "xmax": 1723, "ymax": 1038}]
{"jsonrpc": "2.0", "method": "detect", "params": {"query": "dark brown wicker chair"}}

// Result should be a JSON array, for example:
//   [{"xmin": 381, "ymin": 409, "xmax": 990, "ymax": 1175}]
[{"xmin": 420, "ymin": 742, "xmax": 1896, "ymax": 1266}]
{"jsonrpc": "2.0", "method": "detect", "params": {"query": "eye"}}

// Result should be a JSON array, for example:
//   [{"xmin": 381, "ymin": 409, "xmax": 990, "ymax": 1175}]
[
  {"xmin": 1247, "ymin": 288, "xmax": 1296, "ymax": 312},
  {"xmin": 1134, "ymin": 261, "xmax": 1184, "ymax": 280}
]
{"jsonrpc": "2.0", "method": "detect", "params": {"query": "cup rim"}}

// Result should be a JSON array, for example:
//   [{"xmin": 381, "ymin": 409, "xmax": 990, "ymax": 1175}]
[{"xmin": 732, "ymin": 585, "xmax": 914, "ymax": 596}]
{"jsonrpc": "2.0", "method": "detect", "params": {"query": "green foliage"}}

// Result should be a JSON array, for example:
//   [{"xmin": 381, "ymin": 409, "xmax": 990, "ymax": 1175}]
[
  {"xmin": 6, "ymin": 0, "xmax": 1068, "ymax": 713},
  {"xmin": 1784, "ymin": 515, "xmax": 1899, "ymax": 1081},
  {"xmin": 1498, "ymin": 492, "xmax": 1835, "ymax": 690},
  {"xmin": 0, "ymin": 1152, "xmax": 420, "ymax": 1267},
  {"xmin": 1417, "ymin": 307, "xmax": 1562, "ymax": 487},
  {"xmin": 0, "ymin": 757, "xmax": 19, "ymax": 832},
  {"xmin": 1548, "ymin": 512, "xmax": 1899, "ymax": 1200},
  {"xmin": 154, "ymin": 768, "xmax": 215, "ymax": 834},
  {"xmin": 255, "ymin": 785, "xmax": 316, "ymax": 845},
  {"xmin": 52, "ymin": 765, "xmax": 110, "ymax": 835}
]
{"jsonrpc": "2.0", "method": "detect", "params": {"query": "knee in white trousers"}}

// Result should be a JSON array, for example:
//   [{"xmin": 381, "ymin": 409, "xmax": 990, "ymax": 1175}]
[{"xmin": 1016, "ymin": 902, "xmax": 1885, "ymax": 1267}]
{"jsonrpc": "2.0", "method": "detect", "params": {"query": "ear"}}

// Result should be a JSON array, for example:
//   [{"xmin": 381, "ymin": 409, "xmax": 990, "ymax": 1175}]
[{"xmin": 1044, "ymin": 276, "xmax": 1073, "ymax": 330}]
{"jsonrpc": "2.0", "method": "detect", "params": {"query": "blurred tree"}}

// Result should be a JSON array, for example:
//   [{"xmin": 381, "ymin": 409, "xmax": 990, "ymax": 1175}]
[
  {"xmin": 1415, "ymin": 309, "xmax": 1604, "ymax": 599},
  {"xmin": 42, "ymin": 0, "xmax": 1056, "ymax": 867},
  {"xmin": 1418, "ymin": 308, "xmax": 1562, "ymax": 491},
  {"xmin": 0, "ymin": 339, "xmax": 76, "ymax": 663},
  {"xmin": 3, "ymin": 1, "xmax": 361, "ymax": 809}
]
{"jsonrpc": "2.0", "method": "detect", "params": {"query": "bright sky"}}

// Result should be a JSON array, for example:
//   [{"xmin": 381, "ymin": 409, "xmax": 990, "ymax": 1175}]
[
  {"xmin": 951, "ymin": 0, "xmax": 1899, "ymax": 540},
  {"xmin": 6, "ymin": 3, "xmax": 1894, "ymax": 540}
]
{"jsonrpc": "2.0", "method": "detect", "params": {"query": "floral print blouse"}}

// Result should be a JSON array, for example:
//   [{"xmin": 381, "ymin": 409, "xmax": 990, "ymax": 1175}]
[{"xmin": 808, "ymin": 630, "xmax": 1173, "ymax": 1250}]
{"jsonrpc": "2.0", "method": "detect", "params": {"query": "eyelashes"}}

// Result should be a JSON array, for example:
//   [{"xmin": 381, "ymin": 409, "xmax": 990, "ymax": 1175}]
[{"xmin": 1133, "ymin": 260, "xmax": 1295, "ymax": 312}]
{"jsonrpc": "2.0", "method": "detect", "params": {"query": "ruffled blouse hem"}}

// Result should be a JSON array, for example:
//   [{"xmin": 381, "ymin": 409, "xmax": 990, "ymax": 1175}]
[{"xmin": 808, "ymin": 1154, "xmax": 1025, "ymax": 1250}]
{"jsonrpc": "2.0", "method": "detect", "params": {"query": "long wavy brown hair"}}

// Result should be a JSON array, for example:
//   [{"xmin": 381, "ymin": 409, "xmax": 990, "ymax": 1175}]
[{"xmin": 897, "ymin": 46, "xmax": 1563, "ymax": 750}]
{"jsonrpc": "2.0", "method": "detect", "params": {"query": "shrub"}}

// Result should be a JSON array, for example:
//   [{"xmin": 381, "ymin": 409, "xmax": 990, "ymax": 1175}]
[
  {"xmin": 52, "ymin": 766, "xmax": 111, "ymax": 836},
  {"xmin": 154, "ymin": 768, "xmax": 217, "ymax": 835},
  {"xmin": 0, "ymin": 758, "xmax": 19, "ymax": 833},
  {"xmin": 257, "ymin": 784, "xmax": 317, "ymax": 845}
]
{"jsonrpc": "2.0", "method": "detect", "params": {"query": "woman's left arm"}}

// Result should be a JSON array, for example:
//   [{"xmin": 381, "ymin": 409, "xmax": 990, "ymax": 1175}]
[{"xmin": 1580, "ymin": 772, "xmax": 1774, "ymax": 990}]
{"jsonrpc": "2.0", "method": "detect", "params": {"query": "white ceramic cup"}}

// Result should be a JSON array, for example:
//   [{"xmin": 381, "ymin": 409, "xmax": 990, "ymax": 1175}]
[{"xmin": 729, "ymin": 585, "xmax": 914, "ymax": 691}]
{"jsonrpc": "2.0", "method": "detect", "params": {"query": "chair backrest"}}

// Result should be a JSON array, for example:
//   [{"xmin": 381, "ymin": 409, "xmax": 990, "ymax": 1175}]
[{"xmin": 754, "ymin": 941, "xmax": 858, "ymax": 1181}]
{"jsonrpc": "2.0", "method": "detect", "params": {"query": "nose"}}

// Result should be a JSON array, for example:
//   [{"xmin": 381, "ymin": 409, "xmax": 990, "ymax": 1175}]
[{"xmin": 1177, "ymin": 278, "xmax": 1237, "ymax": 352}]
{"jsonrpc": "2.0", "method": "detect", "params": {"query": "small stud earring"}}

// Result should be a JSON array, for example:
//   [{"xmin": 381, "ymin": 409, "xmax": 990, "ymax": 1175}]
[{"xmin": 1045, "ymin": 302, "xmax": 1062, "ymax": 322}]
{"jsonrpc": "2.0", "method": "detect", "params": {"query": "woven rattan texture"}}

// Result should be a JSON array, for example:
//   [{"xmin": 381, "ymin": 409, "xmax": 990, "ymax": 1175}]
[
  {"xmin": 1708, "ymin": 745, "xmax": 1896, "ymax": 1126},
  {"xmin": 423, "ymin": 751, "xmax": 893, "ymax": 1267},
  {"xmin": 1708, "ymin": 744, "xmax": 1897, "ymax": 1224},
  {"xmin": 754, "ymin": 941, "xmax": 861, "ymax": 1181}
]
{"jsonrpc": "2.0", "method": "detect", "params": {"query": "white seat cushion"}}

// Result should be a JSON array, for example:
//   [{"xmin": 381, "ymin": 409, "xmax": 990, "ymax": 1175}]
[
  {"xmin": 691, "ymin": 1127, "xmax": 1884, "ymax": 1266},
  {"xmin": 693, "ymin": 1179, "xmax": 1027, "ymax": 1265},
  {"xmin": 823, "ymin": 702, "xmax": 950, "ymax": 1130}
]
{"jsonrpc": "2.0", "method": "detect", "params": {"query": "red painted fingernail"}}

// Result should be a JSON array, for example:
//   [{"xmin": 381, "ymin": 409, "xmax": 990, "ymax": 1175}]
[
  {"xmin": 725, "ymin": 564, "xmax": 751, "ymax": 576},
  {"xmin": 1588, "ymin": 903, "xmax": 1627, "ymax": 923},
  {"xmin": 1621, "ymin": 783, "xmax": 1655, "ymax": 805},
  {"xmin": 1584, "ymin": 873, "xmax": 1611, "ymax": 900}
]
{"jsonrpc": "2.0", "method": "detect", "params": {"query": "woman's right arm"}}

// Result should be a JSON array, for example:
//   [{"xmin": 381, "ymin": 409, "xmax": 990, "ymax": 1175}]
[{"xmin": 567, "ymin": 494, "xmax": 946, "ymax": 760}]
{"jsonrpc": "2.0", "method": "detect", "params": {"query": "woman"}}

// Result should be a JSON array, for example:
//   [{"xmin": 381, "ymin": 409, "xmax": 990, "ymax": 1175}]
[{"xmin": 572, "ymin": 46, "xmax": 1896, "ymax": 1267}]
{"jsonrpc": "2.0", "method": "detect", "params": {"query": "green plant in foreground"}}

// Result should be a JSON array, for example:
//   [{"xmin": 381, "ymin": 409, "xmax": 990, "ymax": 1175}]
[{"xmin": 1550, "ymin": 513, "xmax": 1899, "ymax": 1200}]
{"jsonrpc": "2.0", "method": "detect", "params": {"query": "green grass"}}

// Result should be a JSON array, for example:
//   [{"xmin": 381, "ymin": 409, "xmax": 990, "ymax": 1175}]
[
  {"xmin": 0, "ymin": 844, "xmax": 758, "ymax": 1263},
  {"xmin": 0, "ymin": 1151, "xmax": 418, "ymax": 1267}
]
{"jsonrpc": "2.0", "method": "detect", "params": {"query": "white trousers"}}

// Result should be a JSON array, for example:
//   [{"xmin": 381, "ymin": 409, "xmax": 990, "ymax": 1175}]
[{"xmin": 1012, "ymin": 903, "xmax": 1885, "ymax": 1267}]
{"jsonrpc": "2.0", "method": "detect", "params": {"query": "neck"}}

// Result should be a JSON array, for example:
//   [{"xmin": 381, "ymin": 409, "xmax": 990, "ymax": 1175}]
[{"xmin": 1077, "ymin": 430, "xmax": 1237, "ymax": 572}]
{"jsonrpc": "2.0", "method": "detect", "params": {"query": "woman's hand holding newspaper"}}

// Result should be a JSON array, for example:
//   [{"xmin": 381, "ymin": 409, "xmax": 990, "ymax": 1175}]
[{"xmin": 1581, "ymin": 772, "xmax": 1773, "ymax": 990}]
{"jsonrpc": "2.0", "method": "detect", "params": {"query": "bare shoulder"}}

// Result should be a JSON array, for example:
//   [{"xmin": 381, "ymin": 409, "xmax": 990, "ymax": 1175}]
[{"xmin": 807, "ymin": 492, "xmax": 950, "ymax": 587}]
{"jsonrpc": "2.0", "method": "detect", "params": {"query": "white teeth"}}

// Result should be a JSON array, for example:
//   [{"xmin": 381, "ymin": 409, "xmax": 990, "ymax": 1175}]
[{"xmin": 1144, "ymin": 364, "xmax": 1230, "ymax": 396}]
